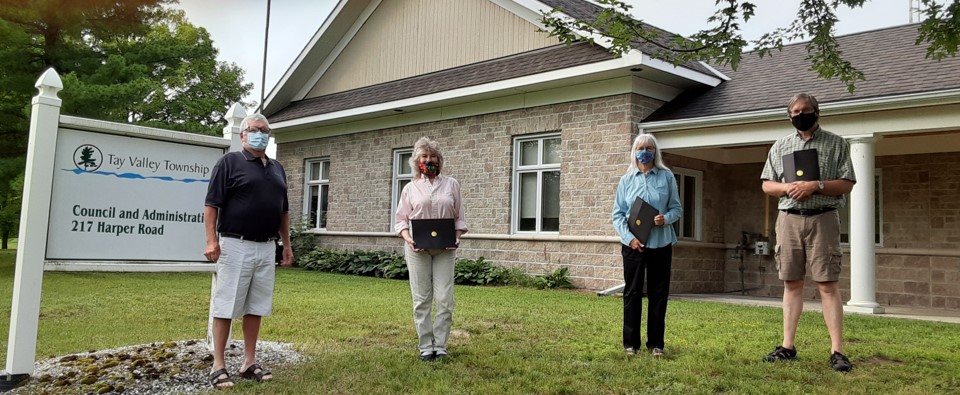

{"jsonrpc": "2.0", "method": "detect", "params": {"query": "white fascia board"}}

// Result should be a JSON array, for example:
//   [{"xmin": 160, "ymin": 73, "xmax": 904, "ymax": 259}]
[
  {"xmin": 639, "ymin": 52, "xmax": 722, "ymax": 87},
  {"xmin": 641, "ymin": 88, "xmax": 960, "ymax": 132},
  {"xmin": 264, "ymin": 0, "xmax": 353, "ymax": 111},
  {"xmin": 491, "ymin": 0, "xmax": 555, "ymax": 27},
  {"xmin": 697, "ymin": 61, "xmax": 730, "ymax": 81},
  {"xmin": 271, "ymin": 52, "xmax": 646, "ymax": 130},
  {"xmin": 292, "ymin": 0, "xmax": 382, "ymax": 102}
]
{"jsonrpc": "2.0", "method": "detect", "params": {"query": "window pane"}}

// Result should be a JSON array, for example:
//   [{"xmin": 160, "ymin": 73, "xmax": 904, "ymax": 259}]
[
  {"xmin": 308, "ymin": 186, "xmax": 319, "ymax": 228},
  {"xmin": 683, "ymin": 175, "xmax": 696, "ymax": 237},
  {"xmin": 320, "ymin": 161, "xmax": 330, "ymax": 180},
  {"xmin": 543, "ymin": 138, "xmax": 561, "ymax": 164},
  {"xmin": 541, "ymin": 171, "xmax": 560, "ymax": 231},
  {"xmin": 519, "ymin": 172, "xmax": 537, "ymax": 231},
  {"xmin": 399, "ymin": 153, "xmax": 412, "ymax": 175},
  {"xmin": 309, "ymin": 162, "xmax": 321, "ymax": 181},
  {"xmin": 319, "ymin": 184, "xmax": 329, "ymax": 228},
  {"xmin": 520, "ymin": 140, "xmax": 539, "ymax": 166}
]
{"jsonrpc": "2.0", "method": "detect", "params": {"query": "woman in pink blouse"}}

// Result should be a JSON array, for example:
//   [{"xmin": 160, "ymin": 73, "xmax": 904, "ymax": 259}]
[{"xmin": 395, "ymin": 137, "xmax": 468, "ymax": 362}]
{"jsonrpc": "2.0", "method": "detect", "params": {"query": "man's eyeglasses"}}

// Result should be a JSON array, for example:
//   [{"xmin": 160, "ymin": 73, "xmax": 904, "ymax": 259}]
[{"xmin": 244, "ymin": 128, "xmax": 271, "ymax": 134}]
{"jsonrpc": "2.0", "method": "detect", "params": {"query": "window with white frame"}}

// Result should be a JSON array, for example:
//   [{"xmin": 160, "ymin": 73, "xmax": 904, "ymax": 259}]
[
  {"xmin": 839, "ymin": 171, "xmax": 882, "ymax": 245},
  {"xmin": 513, "ymin": 134, "xmax": 561, "ymax": 233},
  {"xmin": 672, "ymin": 167, "xmax": 702, "ymax": 240},
  {"xmin": 304, "ymin": 158, "xmax": 330, "ymax": 229},
  {"xmin": 391, "ymin": 149, "xmax": 413, "ymax": 227}
]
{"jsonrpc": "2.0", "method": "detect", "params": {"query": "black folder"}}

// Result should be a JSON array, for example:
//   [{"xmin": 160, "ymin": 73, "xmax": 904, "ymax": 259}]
[
  {"xmin": 627, "ymin": 197, "xmax": 659, "ymax": 245},
  {"xmin": 411, "ymin": 218, "xmax": 457, "ymax": 249},
  {"xmin": 782, "ymin": 149, "xmax": 820, "ymax": 182}
]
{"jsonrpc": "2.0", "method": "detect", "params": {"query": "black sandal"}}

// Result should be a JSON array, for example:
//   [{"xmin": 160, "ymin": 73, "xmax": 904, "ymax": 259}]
[
  {"xmin": 209, "ymin": 368, "xmax": 234, "ymax": 389},
  {"xmin": 239, "ymin": 363, "xmax": 272, "ymax": 382}
]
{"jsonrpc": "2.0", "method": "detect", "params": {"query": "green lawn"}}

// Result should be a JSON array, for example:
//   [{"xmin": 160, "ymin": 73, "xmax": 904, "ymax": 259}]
[{"xmin": 1, "ymin": 248, "xmax": 958, "ymax": 394}]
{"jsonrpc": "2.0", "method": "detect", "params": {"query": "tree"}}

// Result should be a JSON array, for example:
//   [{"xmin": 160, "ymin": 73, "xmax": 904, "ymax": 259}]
[
  {"xmin": 540, "ymin": 0, "xmax": 960, "ymax": 93},
  {"xmin": 0, "ymin": 157, "xmax": 24, "ymax": 249},
  {"xmin": 0, "ymin": 0, "xmax": 253, "ymax": 246}
]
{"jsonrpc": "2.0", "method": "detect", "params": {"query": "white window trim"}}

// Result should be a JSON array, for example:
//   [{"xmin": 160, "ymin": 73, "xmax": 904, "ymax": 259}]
[
  {"xmin": 672, "ymin": 166, "xmax": 703, "ymax": 241},
  {"xmin": 303, "ymin": 158, "xmax": 330, "ymax": 230},
  {"xmin": 511, "ymin": 133, "xmax": 561, "ymax": 234},
  {"xmin": 391, "ymin": 148, "xmax": 413, "ymax": 230}
]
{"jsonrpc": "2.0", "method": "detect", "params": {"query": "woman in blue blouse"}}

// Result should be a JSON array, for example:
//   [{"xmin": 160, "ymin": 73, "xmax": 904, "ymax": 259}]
[{"xmin": 611, "ymin": 133, "xmax": 683, "ymax": 358}]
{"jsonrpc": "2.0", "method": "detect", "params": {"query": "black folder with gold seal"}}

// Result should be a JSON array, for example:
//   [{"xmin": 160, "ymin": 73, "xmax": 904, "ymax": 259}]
[
  {"xmin": 782, "ymin": 149, "xmax": 820, "ymax": 182},
  {"xmin": 411, "ymin": 218, "xmax": 457, "ymax": 249},
  {"xmin": 627, "ymin": 197, "xmax": 659, "ymax": 245}
]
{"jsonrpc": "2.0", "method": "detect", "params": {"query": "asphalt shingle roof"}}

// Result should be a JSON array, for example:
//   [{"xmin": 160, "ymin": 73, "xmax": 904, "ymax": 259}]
[
  {"xmin": 644, "ymin": 23, "xmax": 960, "ymax": 122},
  {"xmin": 269, "ymin": 42, "xmax": 616, "ymax": 122},
  {"xmin": 269, "ymin": 0, "xmax": 715, "ymax": 122}
]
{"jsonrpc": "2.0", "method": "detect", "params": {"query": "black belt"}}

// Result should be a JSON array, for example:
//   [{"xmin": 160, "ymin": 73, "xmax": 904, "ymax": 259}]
[
  {"xmin": 220, "ymin": 232, "xmax": 276, "ymax": 242},
  {"xmin": 781, "ymin": 208, "xmax": 836, "ymax": 216}
]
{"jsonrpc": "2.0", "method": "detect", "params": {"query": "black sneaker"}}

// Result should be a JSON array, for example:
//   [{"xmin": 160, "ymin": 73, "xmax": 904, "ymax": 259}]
[
  {"xmin": 419, "ymin": 351, "xmax": 435, "ymax": 362},
  {"xmin": 830, "ymin": 351, "xmax": 852, "ymax": 372},
  {"xmin": 763, "ymin": 346, "xmax": 797, "ymax": 362}
]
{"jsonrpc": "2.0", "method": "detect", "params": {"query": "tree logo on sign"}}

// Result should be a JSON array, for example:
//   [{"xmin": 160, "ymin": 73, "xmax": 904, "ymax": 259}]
[{"xmin": 73, "ymin": 144, "xmax": 103, "ymax": 172}]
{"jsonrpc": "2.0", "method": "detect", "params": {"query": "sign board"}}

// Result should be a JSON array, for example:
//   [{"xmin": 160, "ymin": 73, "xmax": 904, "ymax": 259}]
[{"xmin": 45, "ymin": 128, "xmax": 223, "ymax": 262}]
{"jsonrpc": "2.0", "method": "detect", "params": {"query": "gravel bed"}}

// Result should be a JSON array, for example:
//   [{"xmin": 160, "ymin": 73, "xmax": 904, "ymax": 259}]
[{"xmin": 4, "ymin": 339, "xmax": 304, "ymax": 395}]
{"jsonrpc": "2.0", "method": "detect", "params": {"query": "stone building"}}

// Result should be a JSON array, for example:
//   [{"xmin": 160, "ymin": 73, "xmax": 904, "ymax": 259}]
[{"xmin": 263, "ymin": 0, "xmax": 960, "ymax": 311}]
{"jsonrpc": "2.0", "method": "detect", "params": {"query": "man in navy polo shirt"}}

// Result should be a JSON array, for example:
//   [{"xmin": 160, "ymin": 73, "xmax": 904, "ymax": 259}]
[{"xmin": 203, "ymin": 113, "xmax": 293, "ymax": 389}]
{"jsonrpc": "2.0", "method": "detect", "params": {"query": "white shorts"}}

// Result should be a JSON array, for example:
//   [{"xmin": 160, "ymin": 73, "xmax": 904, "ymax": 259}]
[{"xmin": 211, "ymin": 237, "xmax": 276, "ymax": 319}]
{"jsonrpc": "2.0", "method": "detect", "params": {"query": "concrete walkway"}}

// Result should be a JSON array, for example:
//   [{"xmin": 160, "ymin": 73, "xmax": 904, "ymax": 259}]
[{"xmin": 672, "ymin": 293, "xmax": 960, "ymax": 325}]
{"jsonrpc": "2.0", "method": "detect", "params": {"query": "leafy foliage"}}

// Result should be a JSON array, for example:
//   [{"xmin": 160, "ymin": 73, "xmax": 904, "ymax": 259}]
[
  {"xmin": 297, "ymin": 248, "xmax": 574, "ymax": 290},
  {"xmin": 0, "ymin": 1, "xmax": 253, "ymax": 244},
  {"xmin": 454, "ymin": 256, "xmax": 504, "ymax": 286},
  {"xmin": 300, "ymin": 248, "xmax": 409, "ymax": 279},
  {"xmin": 540, "ymin": 0, "xmax": 960, "ymax": 93}
]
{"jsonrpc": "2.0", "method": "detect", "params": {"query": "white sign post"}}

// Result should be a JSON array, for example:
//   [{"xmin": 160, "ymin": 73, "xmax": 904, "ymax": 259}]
[{"xmin": 2, "ymin": 69, "xmax": 240, "ymax": 388}]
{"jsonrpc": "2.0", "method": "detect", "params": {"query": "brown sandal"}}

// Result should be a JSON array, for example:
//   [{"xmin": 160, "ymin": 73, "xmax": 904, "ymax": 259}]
[
  {"xmin": 209, "ymin": 368, "xmax": 234, "ymax": 389},
  {"xmin": 239, "ymin": 363, "xmax": 272, "ymax": 382}
]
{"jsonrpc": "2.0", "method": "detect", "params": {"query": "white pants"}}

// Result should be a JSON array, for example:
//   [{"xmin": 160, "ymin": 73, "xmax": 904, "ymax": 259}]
[
  {"xmin": 212, "ymin": 237, "xmax": 276, "ymax": 319},
  {"xmin": 405, "ymin": 245, "xmax": 456, "ymax": 353}
]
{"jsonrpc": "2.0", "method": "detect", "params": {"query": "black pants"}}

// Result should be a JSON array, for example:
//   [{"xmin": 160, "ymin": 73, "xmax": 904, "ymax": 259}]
[{"xmin": 621, "ymin": 244, "xmax": 673, "ymax": 350}]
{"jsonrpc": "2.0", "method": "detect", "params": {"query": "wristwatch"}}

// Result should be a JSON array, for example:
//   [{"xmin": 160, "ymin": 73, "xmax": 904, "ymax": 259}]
[{"xmin": 817, "ymin": 180, "xmax": 825, "ymax": 191}]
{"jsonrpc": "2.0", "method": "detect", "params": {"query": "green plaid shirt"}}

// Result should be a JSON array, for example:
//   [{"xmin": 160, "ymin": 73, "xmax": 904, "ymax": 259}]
[{"xmin": 761, "ymin": 127, "xmax": 856, "ymax": 210}]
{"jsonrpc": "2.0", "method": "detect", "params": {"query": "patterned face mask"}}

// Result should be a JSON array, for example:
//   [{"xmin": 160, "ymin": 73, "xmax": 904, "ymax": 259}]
[
  {"xmin": 635, "ymin": 150, "xmax": 655, "ymax": 164},
  {"xmin": 418, "ymin": 161, "xmax": 440, "ymax": 177}
]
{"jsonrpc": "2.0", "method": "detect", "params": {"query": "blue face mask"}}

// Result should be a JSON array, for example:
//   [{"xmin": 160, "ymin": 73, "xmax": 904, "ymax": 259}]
[
  {"xmin": 247, "ymin": 132, "xmax": 269, "ymax": 151},
  {"xmin": 635, "ymin": 150, "xmax": 655, "ymax": 164}
]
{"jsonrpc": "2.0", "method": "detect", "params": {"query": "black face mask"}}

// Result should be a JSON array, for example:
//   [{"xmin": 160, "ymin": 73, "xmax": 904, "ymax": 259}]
[{"xmin": 790, "ymin": 112, "xmax": 818, "ymax": 132}]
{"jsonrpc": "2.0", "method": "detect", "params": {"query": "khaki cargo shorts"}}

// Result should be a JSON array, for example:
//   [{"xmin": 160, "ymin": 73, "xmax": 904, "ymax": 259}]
[{"xmin": 774, "ymin": 210, "xmax": 843, "ymax": 282}]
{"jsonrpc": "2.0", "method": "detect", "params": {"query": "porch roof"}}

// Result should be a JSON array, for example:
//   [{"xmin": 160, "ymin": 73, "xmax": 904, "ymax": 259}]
[{"xmin": 644, "ymin": 24, "xmax": 960, "ymax": 123}]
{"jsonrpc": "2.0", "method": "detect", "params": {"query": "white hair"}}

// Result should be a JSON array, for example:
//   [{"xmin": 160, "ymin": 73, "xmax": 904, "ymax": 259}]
[
  {"xmin": 240, "ymin": 113, "xmax": 270, "ymax": 132},
  {"xmin": 409, "ymin": 137, "xmax": 444, "ymax": 179},
  {"xmin": 626, "ymin": 133, "xmax": 670, "ymax": 173}
]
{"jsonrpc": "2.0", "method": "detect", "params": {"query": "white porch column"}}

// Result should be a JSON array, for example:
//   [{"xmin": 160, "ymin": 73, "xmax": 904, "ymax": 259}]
[{"xmin": 845, "ymin": 135, "xmax": 885, "ymax": 314}]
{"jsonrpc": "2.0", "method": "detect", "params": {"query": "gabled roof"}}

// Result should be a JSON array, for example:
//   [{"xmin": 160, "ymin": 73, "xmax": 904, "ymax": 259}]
[
  {"xmin": 269, "ymin": 42, "xmax": 614, "ymax": 123},
  {"xmin": 644, "ymin": 24, "xmax": 960, "ymax": 123},
  {"xmin": 265, "ymin": 0, "xmax": 720, "ymax": 122}
]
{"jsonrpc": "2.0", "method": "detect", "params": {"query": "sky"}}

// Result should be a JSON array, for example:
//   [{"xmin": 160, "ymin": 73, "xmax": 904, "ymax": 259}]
[{"xmin": 175, "ymin": 0, "xmax": 920, "ymax": 108}]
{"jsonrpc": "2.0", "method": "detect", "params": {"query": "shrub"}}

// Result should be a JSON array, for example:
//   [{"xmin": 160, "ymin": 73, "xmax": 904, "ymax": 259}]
[
  {"xmin": 300, "ymin": 248, "xmax": 572, "ymax": 290},
  {"xmin": 531, "ymin": 267, "xmax": 573, "ymax": 290},
  {"xmin": 300, "ymin": 248, "xmax": 407, "ymax": 279},
  {"xmin": 454, "ymin": 257, "xmax": 504, "ymax": 286}
]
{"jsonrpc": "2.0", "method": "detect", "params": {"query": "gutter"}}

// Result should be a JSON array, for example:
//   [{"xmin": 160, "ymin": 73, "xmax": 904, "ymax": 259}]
[{"xmin": 640, "ymin": 88, "xmax": 960, "ymax": 131}]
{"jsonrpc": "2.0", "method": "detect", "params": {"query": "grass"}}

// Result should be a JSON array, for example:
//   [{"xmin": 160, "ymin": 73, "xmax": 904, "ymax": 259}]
[{"xmin": 1, "ymin": 248, "xmax": 959, "ymax": 394}]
